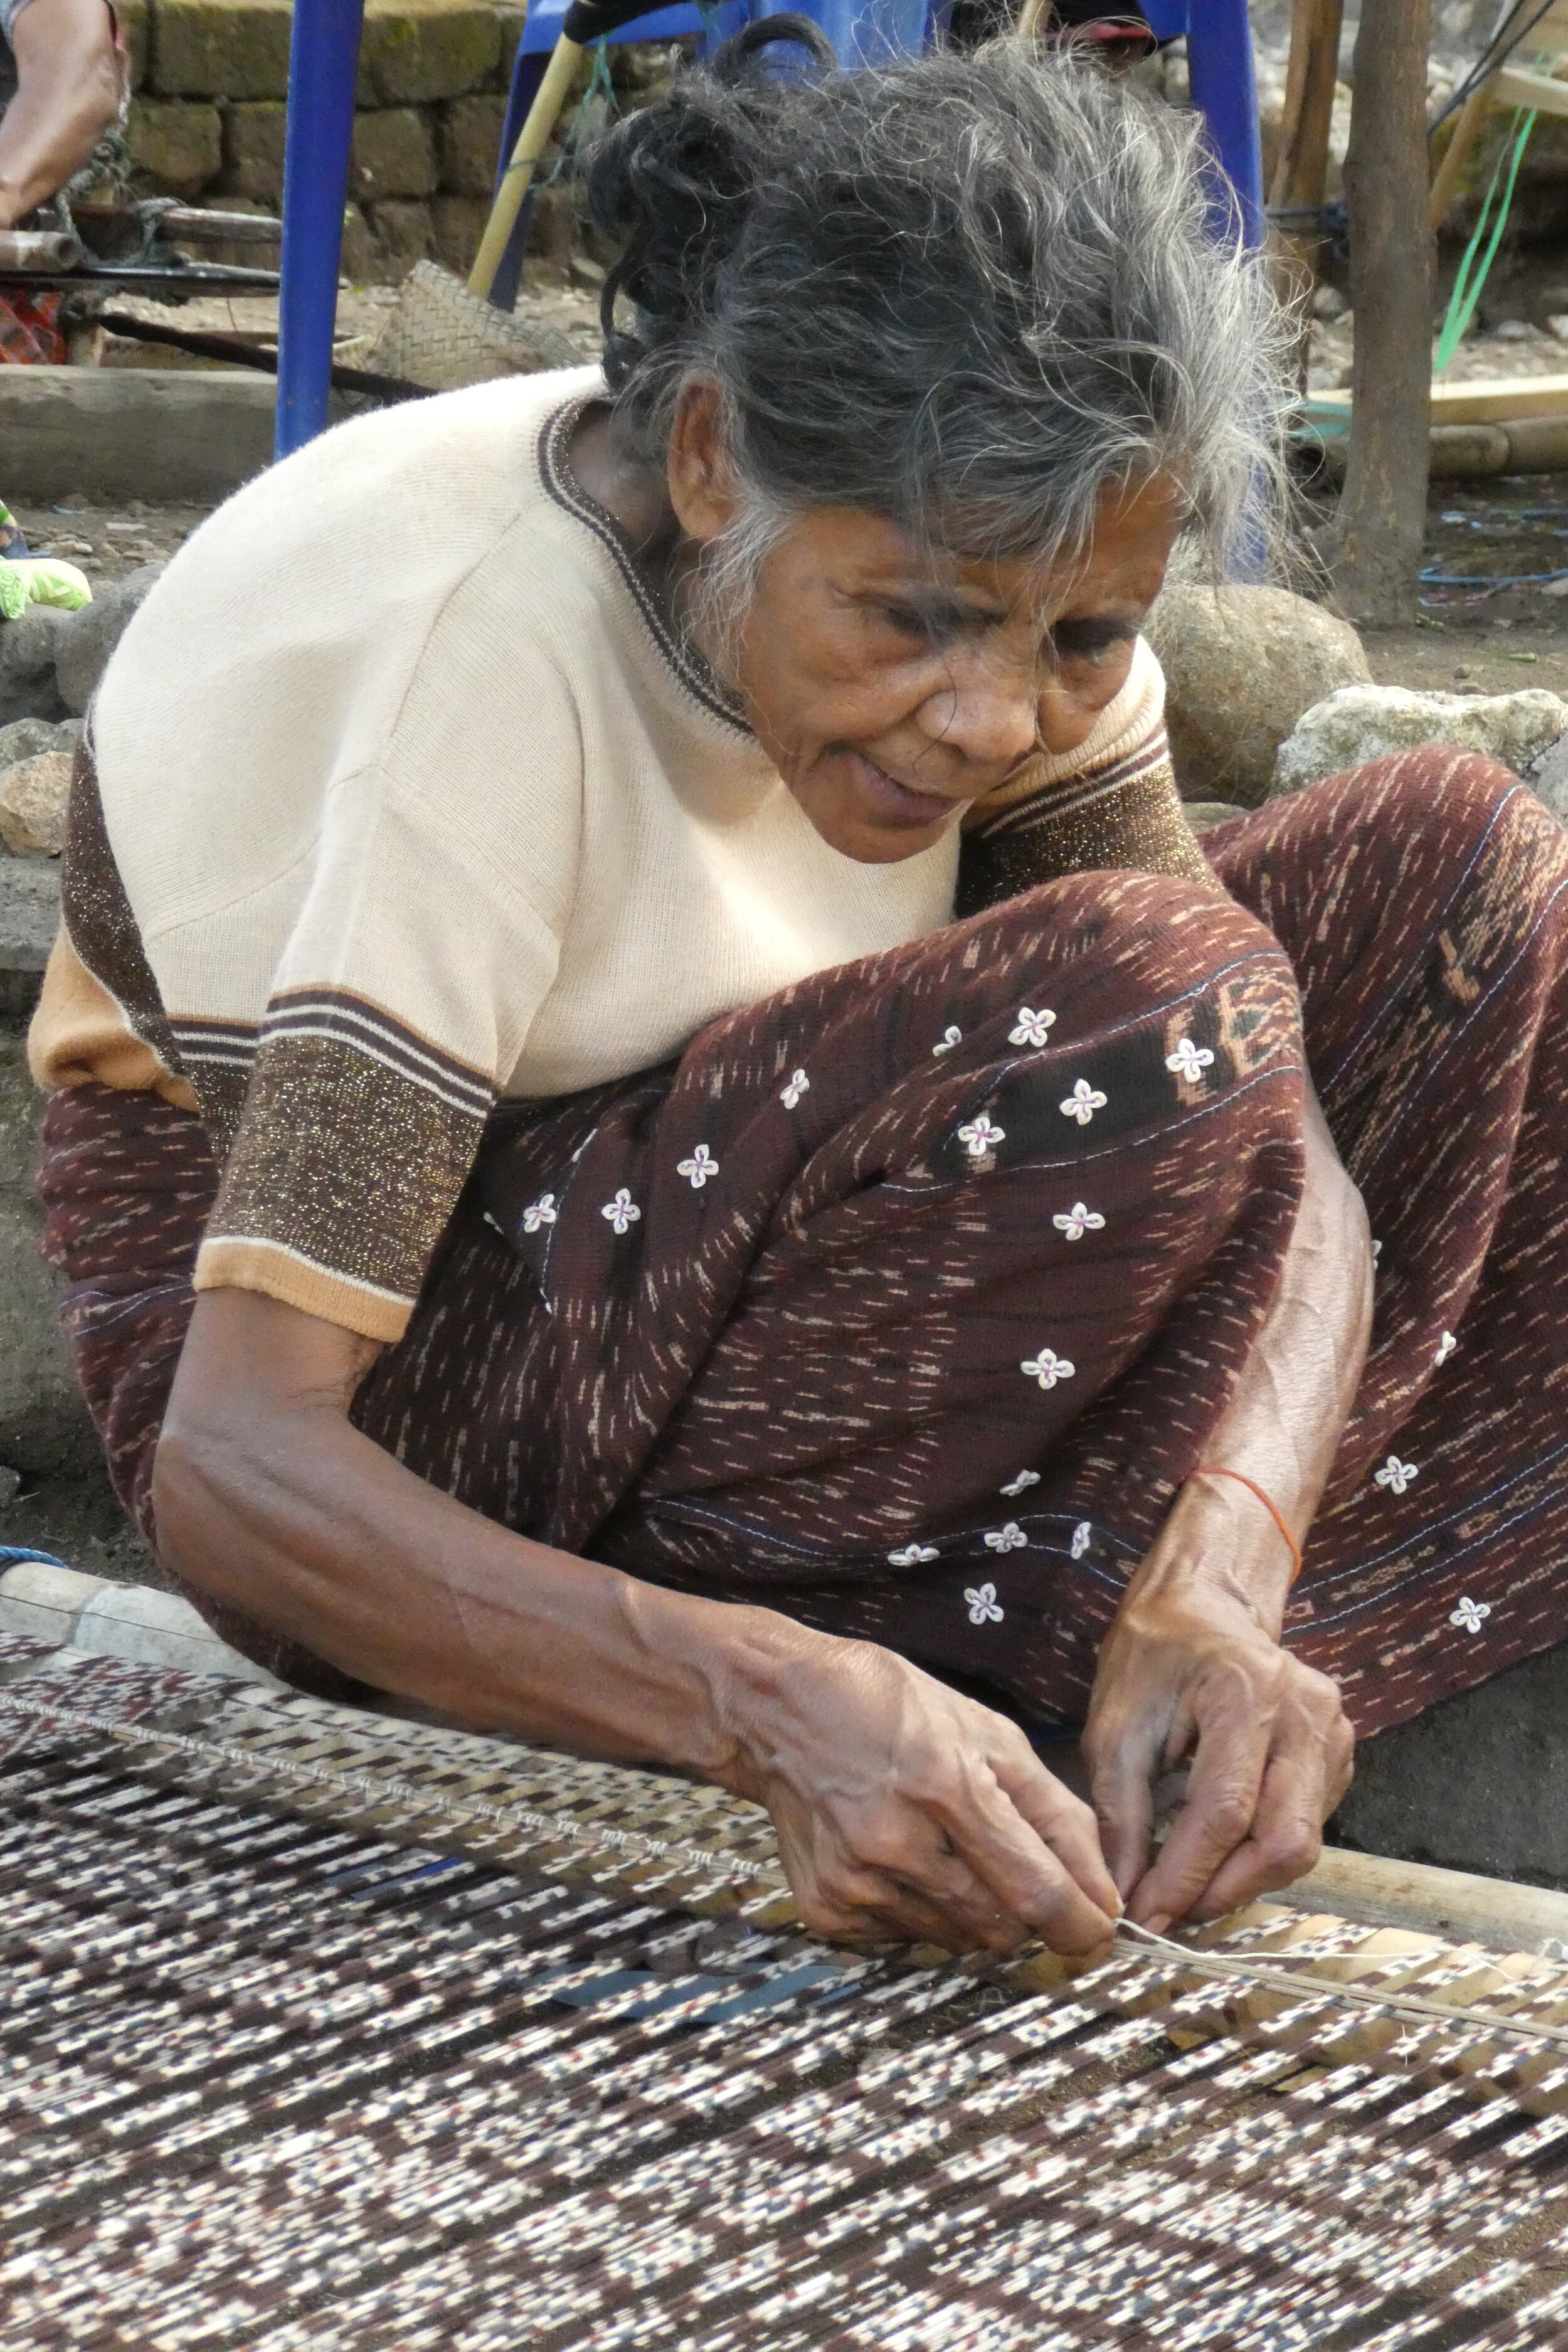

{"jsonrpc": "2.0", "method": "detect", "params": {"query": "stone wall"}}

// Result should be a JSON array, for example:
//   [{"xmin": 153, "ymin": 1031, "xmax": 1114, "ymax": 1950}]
[{"xmin": 110, "ymin": 0, "xmax": 605, "ymax": 283}]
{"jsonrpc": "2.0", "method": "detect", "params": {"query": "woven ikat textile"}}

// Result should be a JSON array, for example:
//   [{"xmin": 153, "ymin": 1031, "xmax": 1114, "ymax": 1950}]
[{"xmin": 8, "ymin": 1634, "xmax": 1568, "ymax": 2348}]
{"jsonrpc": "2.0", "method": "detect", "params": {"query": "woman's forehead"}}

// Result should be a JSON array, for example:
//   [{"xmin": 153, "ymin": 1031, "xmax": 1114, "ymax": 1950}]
[{"xmin": 811, "ymin": 482, "xmax": 1182, "ymax": 615}]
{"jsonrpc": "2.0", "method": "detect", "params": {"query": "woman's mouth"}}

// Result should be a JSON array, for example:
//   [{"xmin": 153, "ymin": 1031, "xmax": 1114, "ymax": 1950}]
[{"xmin": 843, "ymin": 750, "xmax": 962, "ymax": 832}]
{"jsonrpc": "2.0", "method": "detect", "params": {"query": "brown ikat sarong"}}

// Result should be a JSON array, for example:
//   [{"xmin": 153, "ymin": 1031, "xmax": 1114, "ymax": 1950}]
[{"xmin": 36, "ymin": 752, "xmax": 1568, "ymax": 1736}]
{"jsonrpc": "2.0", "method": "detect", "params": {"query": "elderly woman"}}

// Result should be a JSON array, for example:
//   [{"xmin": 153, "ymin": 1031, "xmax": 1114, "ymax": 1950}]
[{"xmin": 28, "ymin": 28, "xmax": 1568, "ymax": 1956}]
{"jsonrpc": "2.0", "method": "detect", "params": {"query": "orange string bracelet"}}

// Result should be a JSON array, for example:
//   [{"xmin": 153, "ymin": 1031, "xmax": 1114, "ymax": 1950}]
[{"xmin": 1193, "ymin": 1465, "xmax": 1303, "ymax": 1586}]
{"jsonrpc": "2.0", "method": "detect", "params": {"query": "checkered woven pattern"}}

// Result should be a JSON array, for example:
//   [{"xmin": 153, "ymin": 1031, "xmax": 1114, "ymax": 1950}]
[{"xmin": 6, "ymin": 1636, "xmax": 1568, "ymax": 2349}]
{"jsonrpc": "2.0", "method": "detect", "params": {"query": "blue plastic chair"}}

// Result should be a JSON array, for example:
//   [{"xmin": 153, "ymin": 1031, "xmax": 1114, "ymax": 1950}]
[{"xmin": 274, "ymin": 0, "xmax": 1262, "ymax": 460}]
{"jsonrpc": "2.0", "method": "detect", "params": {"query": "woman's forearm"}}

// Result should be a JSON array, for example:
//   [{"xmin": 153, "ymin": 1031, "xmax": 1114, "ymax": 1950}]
[
  {"xmin": 152, "ymin": 1292, "xmax": 819, "ymax": 1784},
  {"xmin": 154, "ymin": 1291, "xmax": 1124, "ymax": 1955},
  {"xmin": 1135, "ymin": 1079, "xmax": 1374, "ymax": 1632}
]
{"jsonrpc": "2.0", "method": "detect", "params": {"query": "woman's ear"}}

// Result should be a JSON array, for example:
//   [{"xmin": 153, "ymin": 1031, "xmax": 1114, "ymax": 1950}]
[{"xmin": 667, "ymin": 379, "xmax": 741, "ymax": 545}]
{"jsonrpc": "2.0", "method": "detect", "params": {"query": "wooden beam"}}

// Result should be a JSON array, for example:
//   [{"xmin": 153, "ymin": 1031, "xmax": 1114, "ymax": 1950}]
[
  {"xmin": 1269, "ymin": 0, "xmax": 1345, "ymax": 209},
  {"xmin": 1284, "ymin": 1846, "xmax": 1568, "ymax": 1956},
  {"xmin": 1267, "ymin": 0, "xmax": 1345, "ymax": 369},
  {"xmin": 1310, "ymin": 369, "xmax": 1568, "ymax": 422},
  {"xmin": 1330, "ymin": 0, "xmax": 1434, "ymax": 624}
]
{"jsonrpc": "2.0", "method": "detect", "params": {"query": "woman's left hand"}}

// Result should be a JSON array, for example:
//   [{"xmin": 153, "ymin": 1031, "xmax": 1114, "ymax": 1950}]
[
  {"xmin": 1081, "ymin": 1072, "xmax": 1366, "ymax": 1931},
  {"xmin": 1081, "ymin": 1480, "xmax": 1353, "ymax": 1931}
]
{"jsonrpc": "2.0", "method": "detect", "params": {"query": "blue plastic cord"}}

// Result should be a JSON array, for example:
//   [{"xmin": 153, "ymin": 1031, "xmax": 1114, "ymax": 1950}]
[{"xmin": 0, "ymin": 1547, "xmax": 70, "ymax": 1570}]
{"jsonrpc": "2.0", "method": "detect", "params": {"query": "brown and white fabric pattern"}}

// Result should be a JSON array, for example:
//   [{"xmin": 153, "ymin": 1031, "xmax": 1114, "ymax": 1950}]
[{"xmin": 35, "ymin": 751, "xmax": 1568, "ymax": 1738}]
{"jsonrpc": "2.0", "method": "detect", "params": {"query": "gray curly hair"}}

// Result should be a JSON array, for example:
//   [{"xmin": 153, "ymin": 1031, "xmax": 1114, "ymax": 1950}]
[{"xmin": 586, "ymin": 21, "xmax": 1290, "ymax": 632}]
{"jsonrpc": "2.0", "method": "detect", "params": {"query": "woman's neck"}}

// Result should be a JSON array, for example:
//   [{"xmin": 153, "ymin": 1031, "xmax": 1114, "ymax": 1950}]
[
  {"xmin": 565, "ymin": 396, "xmax": 726, "ymax": 692},
  {"xmin": 568, "ymin": 401, "xmax": 689, "ymax": 591}
]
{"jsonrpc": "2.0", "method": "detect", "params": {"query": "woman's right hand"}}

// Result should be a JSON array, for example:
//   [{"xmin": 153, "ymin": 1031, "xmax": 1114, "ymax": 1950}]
[
  {"xmin": 155, "ymin": 1294, "xmax": 1117, "ymax": 1959},
  {"xmin": 716, "ymin": 1628, "xmax": 1123, "ymax": 1954}
]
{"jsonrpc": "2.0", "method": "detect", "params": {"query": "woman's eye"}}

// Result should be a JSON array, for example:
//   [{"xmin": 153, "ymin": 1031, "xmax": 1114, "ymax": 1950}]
[
  {"xmin": 1049, "ymin": 625, "xmax": 1132, "ymax": 666},
  {"xmin": 879, "ymin": 603, "xmax": 931, "ymax": 640}
]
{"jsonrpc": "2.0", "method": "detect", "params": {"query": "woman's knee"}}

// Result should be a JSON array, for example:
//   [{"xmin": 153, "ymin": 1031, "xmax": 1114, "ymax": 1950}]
[
  {"xmin": 1217, "ymin": 748, "xmax": 1557, "ymax": 891},
  {"xmin": 970, "ymin": 864, "xmax": 1295, "ymax": 1017}
]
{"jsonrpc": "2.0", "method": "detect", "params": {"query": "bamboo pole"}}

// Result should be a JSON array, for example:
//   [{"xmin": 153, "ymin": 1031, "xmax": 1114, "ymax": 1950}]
[
  {"xmin": 1428, "ymin": 77, "xmax": 1494, "ymax": 225},
  {"xmin": 1328, "ymin": 0, "xmax": 1434, "ymax": 623},
  {"xmin": 467, "ymin": 36, "xmax": 586, "ymax": 305}
]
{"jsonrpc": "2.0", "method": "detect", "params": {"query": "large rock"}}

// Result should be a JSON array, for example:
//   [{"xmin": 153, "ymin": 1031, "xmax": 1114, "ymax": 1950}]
[
  {"xmin": 0, "ymin": 1014, "xmax": 131, "ymax": 1547},
  {"xmin": 54, "ymin": 563, "xmax": 165, "ymax": 717},
  {"xmin": 1335, "ymin": 1640, "xmax": 1568, "ymax": 1883},
  {"xmin": 0, "ymin": 716, "xmax": 75, "ymax": 771},
  {"xmin": 0, "ymin": 753, "xmax": 72, "ymax": 857},
  {"xmin": 1527, "ymin": 731, "xmax": 1568, "ymax": 825},
  {"xmin": 0, "ymin": 608, "xmax": 69, "ymax": 726},
  {"xmin": 0, "ymin": 861, "xmax": 60, "ymax": 978},
  {"xmin": 1272, "ymin": 684, "xmax": 1568, "ymax": 798},
  {"xmin": 0, "ymin": 372, "xmax": 274, "ymax": 506},
  {"xmin": 1147, "ymin": 583, "xmax": 1370, "ymax": 809}
]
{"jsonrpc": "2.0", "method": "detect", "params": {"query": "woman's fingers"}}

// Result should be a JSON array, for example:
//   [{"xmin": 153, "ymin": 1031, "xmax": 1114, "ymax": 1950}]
[
  {"xmin": 925, "ymin": 1747, "xmax": 1120, "ymax": 1952},
  {"xmin": 1124, "ymin": 1695, "xmax": 1271, "ymax": 1929},
  {"xmin": 771, "ymin": 1747, "xmax": 1120, "ymax": 1954},
  {"xmin": 1186, "ymin": 1687, "xmax": 1354, "ymax": 1919},
  {"xmin": 992, "ymin": 1744, "xmax": 1125, "ymax": 1922},
  {"xmin": 1124, "ymin": 1661, "xmax": 1353, "ymax": 1928},
  {"xmin": 1083, "ymin": 1714, "xmax": 1163, "ymax": 1903},
  {"xmin": 786, "ymin": 1821, "xmax": 1059, "ymax": 1952},
  {"xmin": 744, "ymin": 1636, "xmax": 1123, "ymax": 1954}
]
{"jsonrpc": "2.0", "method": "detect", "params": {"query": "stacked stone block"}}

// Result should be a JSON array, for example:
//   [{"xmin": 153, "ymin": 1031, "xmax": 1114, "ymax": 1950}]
[{"xmin": 117, "ymin": 0, "xmax": 539, "ymax": 282}]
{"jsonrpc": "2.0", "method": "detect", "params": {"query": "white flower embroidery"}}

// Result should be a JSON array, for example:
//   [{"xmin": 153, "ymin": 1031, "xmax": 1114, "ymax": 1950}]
[
  {"xmin": 887, "ymin": 1542, "xmax": 940, "ymax": 1567},
  {"xmin": 984, "ymin": 1522, "xmax": 1027, "ymax": 1554},
  {"xmin": 1450, "ymin": 1596, "xmax": 1491, "ymax": 1634},
  {"xmin": 1000, "ymin": 1469, "xmax": 1041, "ymax": 1498},
  {"xmin": 1435, "ymin": 1330, "xmax": 1458, "ymax": 1367},
  {"xmin": 601, "ymin": 1188, "xmax": 641, "ymax": 1235},
  {"xmin": 1071, "ymin": 1520, "xmax": 1093, "ymax": 1560},
  {"xmin": 933, "ymin": 1026, "xmax": 963, "ymax": 1056},
  {"xmin": 1059, "ymin": 1078, "xmax": 1108, "ymax": 1127},
  {"xmin": 1020, "ymin": 1348, "xmax": 1076, "ymax": 1391},
  {"xmin": 1052, "ymin": 1202, "xmax": 1106, "ymax": 1241},
  {"xmin": 964, "ymin": 1581, "xmax": 1005, "ymax": 1625},
  {"xmin": 1009, "ymin": 1006, "xmax": 1057, "ymax": 1048},
  {"xmin": 1165, "ymin": 1037, "xmax": 1216, "ymax": 1084},
  {"xmin": 1374, "ymin": 1453, "xmax": 1419, "ymax": 1496},
  {"xmin": 957, "ymin": 1112, "xmax": 1006, "ymax": 1160},
  {"xmin": 780, "ymin": 1069, "xmax": 810, "ymax": 1109},
  {"xmin": 1371, "ymin": 1239, "xmax": 1383, "ymax": 1264},
  {"xmin": 677, "ymin": 1143, "xmax": 720, "ymax": 1189},
  {"xmin": 521, "ymin": 1193, "xmax": 558, "ymax": 1234}
]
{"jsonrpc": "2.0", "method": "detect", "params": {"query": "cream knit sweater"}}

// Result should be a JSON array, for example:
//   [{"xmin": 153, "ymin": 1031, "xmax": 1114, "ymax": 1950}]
[{"xmin": 34, "ymin": 367, "xmax": 1168, "ymax": 1342}]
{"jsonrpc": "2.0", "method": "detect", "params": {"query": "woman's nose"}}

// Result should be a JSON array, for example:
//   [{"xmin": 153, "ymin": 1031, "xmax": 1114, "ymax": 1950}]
[{"xmin": 913, "ymin": 652, "xmax": 1040, "ymax": 775}]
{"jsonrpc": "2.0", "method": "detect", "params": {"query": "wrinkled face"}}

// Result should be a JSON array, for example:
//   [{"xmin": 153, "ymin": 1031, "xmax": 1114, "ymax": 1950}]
[{"xmin": 668, "ymin": 386, "xmax": 1185, "ymax": 865}]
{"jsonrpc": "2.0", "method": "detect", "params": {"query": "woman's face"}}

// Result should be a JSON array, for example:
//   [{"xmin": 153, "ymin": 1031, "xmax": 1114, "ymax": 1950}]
[{"xmin": 667, "ymin": 386, "xmax": 1185, "ymax": 866}]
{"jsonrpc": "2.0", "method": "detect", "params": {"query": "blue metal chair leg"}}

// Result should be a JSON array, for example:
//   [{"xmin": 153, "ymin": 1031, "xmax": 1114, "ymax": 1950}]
[
  {"xmin": 275, "ymin": 0, "xmax": 366, "ymax": 460},
  {"xmin": 1185, "ymin": 0, "xmax": 1266, "ymax": 250}
]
